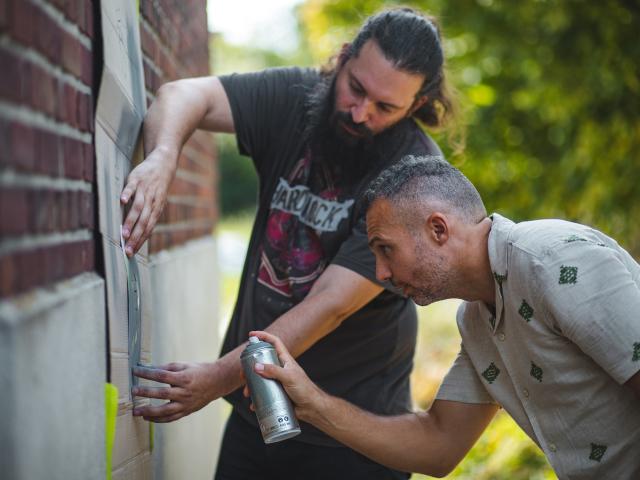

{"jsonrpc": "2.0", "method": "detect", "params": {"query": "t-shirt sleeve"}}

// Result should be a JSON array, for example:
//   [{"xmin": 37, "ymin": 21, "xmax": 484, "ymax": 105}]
[
  {"xmin": 537, "ymin": 240, "xmax": 640, "ymax": 384},
  {"xmin": 331, "ymin": 217, "xmax": 402, "ymax": 294},
  {"xmin": 218, "ymin": 67, "xmax": 309, "ymax": 177},
  {"xmin": 435, "ymin": 343, "xmax": 497, "ymax": 405}
]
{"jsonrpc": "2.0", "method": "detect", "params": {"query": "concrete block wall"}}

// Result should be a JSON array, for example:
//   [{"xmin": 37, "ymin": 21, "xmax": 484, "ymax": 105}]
[{"xmin": 0, "ymin": 1, "xmax": 222, "ymax": 478}]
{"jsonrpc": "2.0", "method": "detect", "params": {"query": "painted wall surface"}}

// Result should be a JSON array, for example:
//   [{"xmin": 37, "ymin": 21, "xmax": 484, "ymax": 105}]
[
  {"xmin": 150, "ymin": 237, "xmax": 225, "ymax": 480},
  {"xmin": 0, "ymin": 274, "xmax": 106, "ymax": 480}
]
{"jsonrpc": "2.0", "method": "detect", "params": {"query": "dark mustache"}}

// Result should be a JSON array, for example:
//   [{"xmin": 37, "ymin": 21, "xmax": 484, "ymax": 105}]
[{"xmin": 333, "ymin": 111, "xmax": 374, "ymax": 138}]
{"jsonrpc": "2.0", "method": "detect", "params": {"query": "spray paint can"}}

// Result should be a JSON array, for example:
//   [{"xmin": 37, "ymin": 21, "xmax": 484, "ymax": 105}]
[{"xmin": 240, "ymin": 336, "xmax": 301, "ymax": 443}]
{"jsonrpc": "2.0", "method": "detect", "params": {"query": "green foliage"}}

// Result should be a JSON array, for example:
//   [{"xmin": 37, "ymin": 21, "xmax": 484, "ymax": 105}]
[
  {"xmin": 216, "ymin": 133, "xmax": 259, "ymax": 215},
  {"xmin": 297, "ymin": 0, "xmax": 640, "ymax": 256},
  {"xmin": 411, "ymin": 411, "xmax": 555, "ymax": 480}
]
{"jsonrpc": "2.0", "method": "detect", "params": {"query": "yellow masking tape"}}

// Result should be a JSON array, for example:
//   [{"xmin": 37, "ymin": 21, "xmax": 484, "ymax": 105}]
[{"xmin": 105, "ymin": 383, "xmax": 119, "ymax": 480}]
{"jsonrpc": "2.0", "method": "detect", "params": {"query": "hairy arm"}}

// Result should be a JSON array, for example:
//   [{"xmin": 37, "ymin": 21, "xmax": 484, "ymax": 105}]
[{"xmin": 133, "ymin": 264, "xmax": 384, "ymax": 422}]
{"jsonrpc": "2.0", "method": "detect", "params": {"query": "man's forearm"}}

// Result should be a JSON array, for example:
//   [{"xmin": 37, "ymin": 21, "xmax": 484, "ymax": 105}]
[
  {"xmin": 303, "ymin": 392, "xmax": 454, "ymax": 477},
  {"xmin": 143, "ymin": 80, "xmax": 209, "ymax": 162}
]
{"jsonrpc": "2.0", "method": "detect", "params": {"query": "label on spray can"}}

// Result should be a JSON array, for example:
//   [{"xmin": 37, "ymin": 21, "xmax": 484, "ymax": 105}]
[{"xmin": 240, "ymin": 336, "xmax": 301, "ymax": 444}]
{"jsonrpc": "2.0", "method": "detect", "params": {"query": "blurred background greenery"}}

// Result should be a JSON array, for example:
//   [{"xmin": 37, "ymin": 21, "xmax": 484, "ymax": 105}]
[{"xmin": 211, "ymin": 0, "xmax": 638, "ymax": 478}]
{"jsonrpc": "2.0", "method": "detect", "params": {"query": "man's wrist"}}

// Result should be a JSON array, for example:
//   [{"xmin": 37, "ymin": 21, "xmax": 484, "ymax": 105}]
[{"xmin": 303, "ymin": 386, "xmax": 337, "ymax": 429}]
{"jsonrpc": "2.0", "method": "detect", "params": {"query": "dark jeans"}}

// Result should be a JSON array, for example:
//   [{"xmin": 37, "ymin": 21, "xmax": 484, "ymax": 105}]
[{"xmin": 214, "ymin": 410, "xmax": 410, "ymax": 480}]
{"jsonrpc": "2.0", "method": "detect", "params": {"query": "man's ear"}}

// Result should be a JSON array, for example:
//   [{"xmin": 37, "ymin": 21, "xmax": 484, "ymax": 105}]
[
  {"xmin": 408, "ymin": 95, "xmax": 428, "ymax": 116},
  {"xmin": 426, "ymin": 212, "xmax": 449, "ymax": 244},
  {"xmin": 337, "ymin": 43, "xmax": 351, "ymax": 66}
]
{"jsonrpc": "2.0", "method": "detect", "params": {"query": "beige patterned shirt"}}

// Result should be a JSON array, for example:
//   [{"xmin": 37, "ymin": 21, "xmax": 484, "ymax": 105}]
[{"xmin": 436, "ymin": 214, "xmax": 640, "ymax": 480}]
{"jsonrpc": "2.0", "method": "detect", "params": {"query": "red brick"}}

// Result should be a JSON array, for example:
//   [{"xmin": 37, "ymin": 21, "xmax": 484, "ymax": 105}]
[
  {"xmin": 82, "ymin": 143, "xmax": 94, "ymax": 181},
  {"xmin": 0, "ymin": 188, "xmax": 28, "ymax": 235},
  {"xmin": 50, "ymin": 0, "xmax": 67, "ymax": 11},
  {"xmin": 0, "ymin": 0, "xmax": 8, "ymax": 32},
  {"xmin": 37, "ymin": 130, "xmax": 62, "ymax": 176},
  {"xmin": 0, "ymin": 118, "xmax": 9, "ymax": 164},
  {"xmin": 35, "ymin": 6, "xmax": 63, "ymax": 64},
  {"xmin": 15, "ymin": 248, "xmax": 45, "ymax": 291},
  {"xmin": 80, "ymin": 45, "xmax": 92, "ymax": 86},
  {"xmin": 62, "ymin": 31, "xmax": 82, "ymax": 78},
  {"xmin": 10, "ymin": 0, "xmax": 35, "ymax": 46},
  {"xmin": 0, "ymin": 254, "xmax": 16, "ymax": 298},
  {"xmin": 77, "ymin": 92, "xmax": 89, "ymax": 131},
  {"xmin": 11, "ymin": 123, "xmax": 36, "ymax": 171},
  {"xmin": 83, "ymin": 239, "xmax": 95, "ymax": 271},
  {"xmin": 63, "ymin": 138, "xmax": 83, "ymax": 179},
  {"xmin": 62, "ymin": 190, "xmax": 75, "ymax": 229},
  {"xmin": 63, "ymin": 83, "xmax": 77, "ymax": 127},
  {"xmin": 79, "ymin": 191, "xmax": 93, "ymax": 228},
  {"xmin": 0, "ymin": 48, "xmax": 20, "ymax": 101},
  {"xmin": 32, "ymin": 65, "xmax": 57, "ymax": 118},
  {"xmin": 140, "ymin": 23, "xmax": 157, "ymax": 61},
  {"xmin": 51, "ymin": 190, "xmax": 64, "ymax": 231},
  {"xmin": 29, "ymin": 190, "xmax": 48, "ymax": 233},
  {"xmin": 83, "ymin": 0, "xmax": 94, "ymax": 38},
  {"xmin": 18, "ymin": 59, "xmax": 33, "ymax": 106},
  {"xmin": 46, "ymin": 244, "xmax": 65, "ymax": 283},
  {"xmin": 64, "ymin": 0, "xmax": 81, "ymax": 25}
]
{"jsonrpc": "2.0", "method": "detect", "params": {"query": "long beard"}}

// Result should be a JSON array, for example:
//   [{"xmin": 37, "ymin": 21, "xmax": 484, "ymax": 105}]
[{"xmin": 303, "ymin": 72, "xmax": 378, "ymax": 179}]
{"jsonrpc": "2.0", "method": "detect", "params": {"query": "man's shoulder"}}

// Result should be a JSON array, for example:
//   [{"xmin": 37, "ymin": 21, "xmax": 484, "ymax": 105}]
[
  {"xmin": 508, "ymin": 218, "xmax": 609, "ymax": 256},
  {"xmin": 500, "ymin": 218, "xmax": 626, "ymax": 293},
  {"xmin": 220, "ymin": 66, "xmax": 320, "ymax": 94},
  {"xmin": 380, "ymin": 119, "xmax": 443, "ymax": 167},
  {"xmin": 401, "ymin": 119, "xmax": 443, "ymax": 156}
]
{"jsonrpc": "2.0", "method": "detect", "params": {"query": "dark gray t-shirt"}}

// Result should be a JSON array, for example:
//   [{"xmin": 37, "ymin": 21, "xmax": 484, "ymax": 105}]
[{"xmin": 219, "ymin": 67, "xmax": 442, "ymax": 446}]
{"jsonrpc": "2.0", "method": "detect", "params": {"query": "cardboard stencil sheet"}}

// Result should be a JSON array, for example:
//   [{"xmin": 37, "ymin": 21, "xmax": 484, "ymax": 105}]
[{"xmin": 95, "ymin": 0, "xmax": 153, "ymax": 476}]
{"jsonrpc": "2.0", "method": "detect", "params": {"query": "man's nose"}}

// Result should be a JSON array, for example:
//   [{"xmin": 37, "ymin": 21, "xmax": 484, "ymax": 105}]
[
  {"xmin": 351, "ymin": 99, "xmax": 371, "ymax": 124},
  {"xmin": 375, "ymin": 260, "xmax": 392, "ymax": 283}
]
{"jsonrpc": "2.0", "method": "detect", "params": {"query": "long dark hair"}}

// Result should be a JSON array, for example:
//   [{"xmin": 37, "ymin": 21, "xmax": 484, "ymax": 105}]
[{"xmin": 352, "ymin": 8, "xmax": 455, "ymax": 127}]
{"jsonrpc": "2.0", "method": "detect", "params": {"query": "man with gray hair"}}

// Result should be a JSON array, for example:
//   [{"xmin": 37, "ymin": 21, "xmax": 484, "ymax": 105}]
[{"xmin": 249, "ymin": 155, "xmax": 640, "ymax": 478}]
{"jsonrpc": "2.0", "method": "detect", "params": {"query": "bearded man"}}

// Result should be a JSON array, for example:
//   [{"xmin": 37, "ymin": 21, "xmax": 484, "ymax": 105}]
[{"xmin": 122, "ymin": 8, "xmax": 457, "ymax": 479}]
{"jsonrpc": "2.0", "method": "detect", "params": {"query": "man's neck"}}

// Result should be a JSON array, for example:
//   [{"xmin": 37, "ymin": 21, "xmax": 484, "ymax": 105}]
[{"xmin": 457, "ymin": 217, "xmax": 495, "ymax": 307}]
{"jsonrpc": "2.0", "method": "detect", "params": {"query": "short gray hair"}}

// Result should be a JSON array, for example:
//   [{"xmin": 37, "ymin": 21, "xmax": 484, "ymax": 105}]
[{"xmin": 364, "ymin": 155, "xmax": 486, "ymax": 223}]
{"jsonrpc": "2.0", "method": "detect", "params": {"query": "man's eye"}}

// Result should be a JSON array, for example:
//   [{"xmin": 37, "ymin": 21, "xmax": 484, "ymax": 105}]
[
  {"xmin": 350, "ymin": 83, "xmax": 364, "ymax": 95},
  {"xmin": 378, "ymin": 104, "xmax": 392, "ymax": 113}
]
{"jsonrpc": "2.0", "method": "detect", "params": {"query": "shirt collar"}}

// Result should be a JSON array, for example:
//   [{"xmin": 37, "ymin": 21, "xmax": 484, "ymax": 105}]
[{"xmin": 486, "ymin": 213, "xmax": 516, "ymax": 332}]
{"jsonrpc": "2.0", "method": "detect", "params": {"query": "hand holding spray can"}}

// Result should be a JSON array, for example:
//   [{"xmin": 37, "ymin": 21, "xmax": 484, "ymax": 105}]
[{"xmin": 241, "ymin": 336, "xmax": 301, "ymax": 443}]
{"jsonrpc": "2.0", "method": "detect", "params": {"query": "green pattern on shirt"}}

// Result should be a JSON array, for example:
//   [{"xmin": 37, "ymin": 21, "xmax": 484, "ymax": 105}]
[
  {"xmin": 564, "ymin": 234, "xmax": 587, "ymax": 243},
  {"xmin": 530, "ymin": 362, "xmax": 543, "ymax": 382},
  {"xmin": 559, "ymin": 265, "xmax": 578, "ymax": 284},
  {"xmin": 633, "ymin": 342, "xmax": 640, "ymax": 362},
  {"xmin": 482, "ymin": 362, "xmax": 500, "ymax": 384},
  {"xmin": 589, "ymin": 443, "xmax": 607, "ymax": 462},
  {"xmin": 518, "ymin": 300, "xmax": 534, "ymax": 322}
]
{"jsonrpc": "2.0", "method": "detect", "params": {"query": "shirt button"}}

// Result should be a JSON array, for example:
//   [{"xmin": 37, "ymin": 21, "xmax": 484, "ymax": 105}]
[
  {"xmin": 549, "ymin": 443, "xmax": 557, "ymax": 452},
  {"xmin": 523, "ymin": 388, "xmax": 530, "ymax": 398},
  {"xmin": 498, "ymin": 333, "xmax": 506, "ymax": 341}
]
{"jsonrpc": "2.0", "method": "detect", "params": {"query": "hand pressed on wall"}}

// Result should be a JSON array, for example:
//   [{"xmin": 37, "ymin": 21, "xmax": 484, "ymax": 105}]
[
  {"xmin": 120, "ymin": 146, "xmax": 177, "ymax": 257},
  {"xmin": 131, "ymin": 361, "xmax": 223, "ymax": 423}
]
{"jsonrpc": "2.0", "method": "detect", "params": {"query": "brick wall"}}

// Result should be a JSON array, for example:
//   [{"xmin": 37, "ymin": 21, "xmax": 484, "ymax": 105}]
[
  {"xmin": 0, "ymin": 0, "xmax": 96, "ymax": 298},
  {"xmin": 0, "ymin": 0, "xmax": 217, "ymax": 298},
  {"xmin": 140, "ymin": 0, "xmax": 218, "ymax": 254}
]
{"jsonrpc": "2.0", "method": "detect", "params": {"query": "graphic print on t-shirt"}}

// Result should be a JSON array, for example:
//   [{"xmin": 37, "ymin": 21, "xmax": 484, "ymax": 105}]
[{"xmin": 258, "ymin": 152, "xmax": 354, "ymax": 300}]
